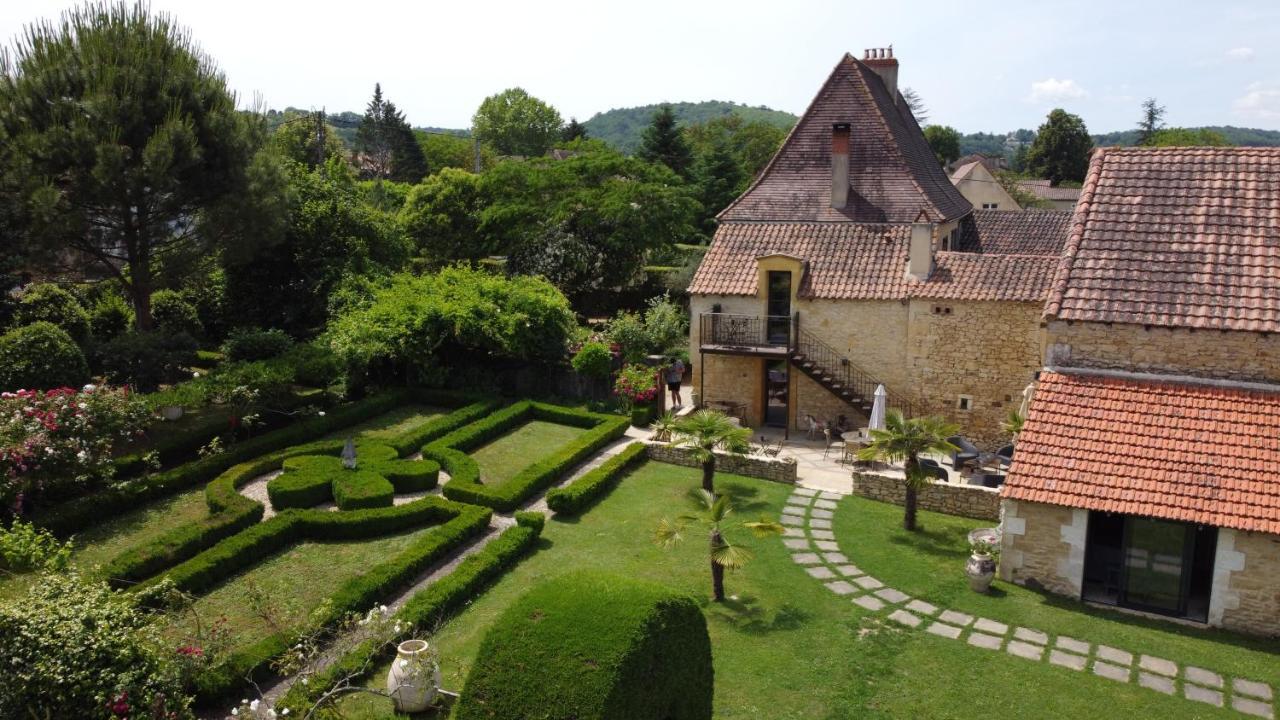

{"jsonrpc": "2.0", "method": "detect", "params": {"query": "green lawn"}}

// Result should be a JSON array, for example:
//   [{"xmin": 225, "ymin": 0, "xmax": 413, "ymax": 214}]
[
  {"xmin": 831, "ymin": 496, "xmax": 1280, "ymax": 687},
  {"xmin": 324, "ymin": 404, "xmax": 449, "ymax": 443},
  {"xmin": 165, "ymin": 526, "xmax": 438, "ymax": 651},
  {"xmin": 468, "ymin": 420, "xmax": 585, "ymax": 486},
  {"xmin": 335, "ymin": 463, "xmax": 1253, "ymax": 719}
]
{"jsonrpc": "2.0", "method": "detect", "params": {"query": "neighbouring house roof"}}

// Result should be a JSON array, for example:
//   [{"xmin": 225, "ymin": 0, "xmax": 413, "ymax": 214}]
[
  {"xmin": 948, "ymin": 153, "xmax": 1006, "ymax": 174},
  {"xmin": 953, "ymin": 210, "xmax": 1072, "ymax": 256},
  {"xmin": 717, "ymin": 53, "xmax": 971, "ymax": 224},
  {"xmin": 1045, "ymin": 147, "xmax": 1280, "ymax": 333},
  {"xmin": 949, "ymin": 160, "xmax": 984, "ymax": 181},
  {"xmin": 1015, "ymin": 179, "xmax": 1082, "ymax": 202},
  {"xmin": 687, "ymin": 216, "xmax": 1064, "ymax": 302},
  {"xmin": 1002, "ymin": 371, "xmax": 1280, "ymax": 535}
]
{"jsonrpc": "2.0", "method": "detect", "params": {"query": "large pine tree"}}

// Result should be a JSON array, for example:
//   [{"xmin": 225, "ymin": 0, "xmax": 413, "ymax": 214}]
[
  {"xmin": 384, "ymin": 101, "xmax": 429, "ymax": 183},
  {"xmin": 693, "ymin": 137, "xmax": 743, "ymax": 235},
  {"xmin": 354, "ymin": 84, "xmax": 394, "ymax": 178},
  {"xmin": 638, "ymin": 106, "xmax": 693, "ymax": 179}
]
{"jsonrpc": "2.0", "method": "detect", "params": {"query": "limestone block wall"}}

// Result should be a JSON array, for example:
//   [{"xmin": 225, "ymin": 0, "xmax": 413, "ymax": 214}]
[
  {"xmin": 998, "ymin": 499, "xmax": 1084, "ymax": 597},
  {"xmin": 1046, "ymin": 320, "xmax": 1280, "ymax": 384},
  {"xmin": 1215, "ymin": 529, "xmax": 1280, "ymax": 636},
  {"xmin": 850, "ymin": 472, "xmax": 1000, "ymax": 520},
  {"xmin": 644, "ymin": 443, "xmax": 797, "ymax": 484}
]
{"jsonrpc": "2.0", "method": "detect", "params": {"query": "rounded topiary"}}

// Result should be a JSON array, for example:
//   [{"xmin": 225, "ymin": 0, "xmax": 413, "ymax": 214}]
[
  {"xmin": 151, "ymin": 289, "xmax": 203, "ymax": 338},
  {"xmin": 0, "ymin": 322, "xmax": 90, "ymax": 391},
  {"xmin": 454, "ymin": 571, "xmax": 713, "ymax": 720},
  {"xmin": 12, "ymin": 283, "xmax": 91, "ymax": 344},
  {"xmin": 266, "ymin": 443, "xmax": 439, "ymax": 510},
  {"xmin": 222, "ymin": 327, "xmax": 294, "ymax": 362},
  {"xmin": 88, "ymin": 294, "xmax": 133, "ymax": 341}
]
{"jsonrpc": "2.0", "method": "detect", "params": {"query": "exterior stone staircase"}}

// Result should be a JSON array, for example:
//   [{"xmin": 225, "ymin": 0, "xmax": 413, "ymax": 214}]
[{"xmin": 790, "ymin": 329, "xmax": 919, "ymax": 419}]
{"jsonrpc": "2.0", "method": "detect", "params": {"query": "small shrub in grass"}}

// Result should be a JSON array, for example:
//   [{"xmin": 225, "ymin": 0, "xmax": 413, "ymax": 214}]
[
  {"xmin": 332, "ymin": 470, "xmax": 394, "ymax": 510},
  {"xmin": 221, "ymin": 327, "xmax": 294, "ymax": 362},
  {"xmin": 513, "ymin": 510, "xmax": 545, "ymax": 531},
  {"xmin": 0, "ymin": 321, "xmax": 89, "ymax": 390},
  {"xmin": 89, "ymin": 293, "xmax": 133, "ymax": 341},
  {"xmin": 152, "ymin": 289, "xmax": 203, "ymax": 338},
  {"xmin": 453, "ymin": 571, "xmax": 712, "ymax": 720},
  {"xmin": 0, "ymin": 520, "xmax": 72, "ymax": 572},
  {"xmin": 11, "ymin": 283, "xmax": 91, "ymax": 344},
  {"xmin": 546, "ymin": 442, "xmax": 647, "ymax": 516}
]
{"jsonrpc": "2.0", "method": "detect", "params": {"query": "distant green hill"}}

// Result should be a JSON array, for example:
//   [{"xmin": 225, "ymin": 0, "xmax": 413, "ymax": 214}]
[
  {"xmin": 1091, "ymin": 126, "xmax": 1280, "ymax": 147},
  {"xmin": 584, "ymin": 101, "xmax": 797, "ymax": 154}
]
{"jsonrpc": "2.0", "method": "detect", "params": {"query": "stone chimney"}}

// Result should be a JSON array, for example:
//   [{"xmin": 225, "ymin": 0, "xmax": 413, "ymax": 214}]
[
  {"xmin": 863, "ymin": 47, "xmax": 899, "ymax": 101},
  {"xmin": 831, "ymin": 123, "xmax": 850, "ymax": 209},
  {"xmin": 906, "ymin": 219, "xmax": 934, "ymax": 280}
]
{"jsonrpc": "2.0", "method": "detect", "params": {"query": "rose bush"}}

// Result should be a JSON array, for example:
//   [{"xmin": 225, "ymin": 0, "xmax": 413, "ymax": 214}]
[
  {"xmin": 613, "ymin": 363, "xmax": 658, "ymax": 411},
  {"xmin": 1, "ymin": 385, "xmax": 151, "ymax": 510}
]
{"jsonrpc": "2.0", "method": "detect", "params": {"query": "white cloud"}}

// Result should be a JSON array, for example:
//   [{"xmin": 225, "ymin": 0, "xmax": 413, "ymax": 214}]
[
  {"xmin": 1234, "ymin": 82, "xmax": 1280, "ymax": 121},
  {"xmin": 1027, "ymin": 78, "xmax": 1087, "ymax": 104},
  {"xmin": 1226, "ymin": 47, "xmax": 1256, "ymax": 62}
]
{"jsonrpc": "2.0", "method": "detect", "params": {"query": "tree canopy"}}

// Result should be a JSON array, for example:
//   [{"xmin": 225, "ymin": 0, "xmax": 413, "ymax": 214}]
[
  {"xmin": 923, "ymin": 125, "xmax": 961, "ymax": 166},
  {"xmin": 638, "ymin": 106, "xmax": 694, "ymax": 179},
  {"xmin": 354, "ymin": 84, "xmax": 429, "ymax": 182},
  {"xmin": 1025, "ymin": 109, "xmax": 1094, "ymax": 185},
  {"xmin": 398, "ymin": 168, "xmax": 489, "ymax": 263},
  {"xmin": 472, "ymin": 87, "xmax": 564, "ymax": 157}
]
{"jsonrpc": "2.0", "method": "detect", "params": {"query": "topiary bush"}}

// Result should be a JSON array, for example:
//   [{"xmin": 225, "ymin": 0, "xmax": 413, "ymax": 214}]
[
  {"xmin": 11, "ymin": 283, "xmax": 91, "ymax": 344},
  {"xmin": 267, "ymin": 443, "xmax": 438, "ymax": 511},
  {"xmin": 454, "ymin": 571, "xmax": 713, "ymax": 720},
  {"xmin": 571, "ymin": 341, "xmax": 613, "ymax": 379},
  {"xmin": 221, "ymin": 327, "xmax": 294, "ymax": 362},
  {"xmin": 97, "ymin": 330, "xmax": 198, "ymax": 391},
  {"xmin": 88, "ymin": 293, "xmax": 134, "ymax": 341},
  {"xmin": 151, "ymin": 289, "xmax": 203, "ymax": 338},
  {"xmin": 545, "ymin": 442, "xmax": 647, "ymax": 516},
  {"xmin": 0, "ymin": 321, "xmax": 89, "ymax": 390},
  {"xmin": 332, "ymin": 469, "xmax": 395, "ymax": 510}
]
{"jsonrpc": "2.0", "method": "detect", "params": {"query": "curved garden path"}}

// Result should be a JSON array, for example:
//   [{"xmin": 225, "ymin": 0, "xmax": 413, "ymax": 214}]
[{"xmin": 779, "ymin": 486, "xmax": 1276, "ymax": 719}]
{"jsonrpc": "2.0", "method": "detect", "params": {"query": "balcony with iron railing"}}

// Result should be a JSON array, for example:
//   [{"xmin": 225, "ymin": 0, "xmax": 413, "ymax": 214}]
[{"xmin": 697, "ymin": 313, "xmax": 794, "ymax": 355}]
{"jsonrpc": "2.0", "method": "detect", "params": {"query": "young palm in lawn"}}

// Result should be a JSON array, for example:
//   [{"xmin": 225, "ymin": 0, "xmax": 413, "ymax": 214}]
[
  {"xmin": 856, "ymin": 410, "xmax": 959, "ymax": 532},
  {"xmin": 671, "ymin": 409, "xmax": 751, "ymax": 492},
  {"xmin": 654, "ymin": 488, "xmax": 784, "ymax": 602}
]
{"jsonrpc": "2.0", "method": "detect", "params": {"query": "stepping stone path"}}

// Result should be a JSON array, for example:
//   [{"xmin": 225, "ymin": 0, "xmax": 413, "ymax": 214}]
[{"xmin": 780, "ymin": 487, "xmax": 1276, "ymax": 719}]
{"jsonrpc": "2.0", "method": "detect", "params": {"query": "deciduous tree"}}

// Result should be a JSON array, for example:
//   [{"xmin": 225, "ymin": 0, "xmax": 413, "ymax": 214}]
[
  {"xmin": 398, "ymin": 168, "xmax": 489, "ymax": 263},
  {"xmin": 923, "ymin": 125, "xmax": 961, "ymax": 166},
  {"xmin": 472, "ymin": 87, "xmax": 564, "ymax": 157},
  {"xmin": 1025, "ymin": 109, "xmax": 1094, "ymax": 185}
]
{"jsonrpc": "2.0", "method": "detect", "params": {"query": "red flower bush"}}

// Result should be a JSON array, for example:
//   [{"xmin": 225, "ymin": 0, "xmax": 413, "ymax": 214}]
[{"xmin": 613, "ymin": 363, "xmax": 658, "ymax": 410}]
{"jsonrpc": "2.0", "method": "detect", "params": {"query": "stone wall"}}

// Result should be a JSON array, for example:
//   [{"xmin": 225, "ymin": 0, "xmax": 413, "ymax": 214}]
[
  {"xmin": 644, "ymin": 443, "xmax": 797, "ymax": 484},
  {"xmin": 850, "ymin": 472, "xmax": 1000, "ymax": 520},
  {"xmin": 998, "ymin": 499, "xmax": 1085, "ymax": 597},
  {"xmin": 1215, "ymin": 529, "xmax": 1280, "ymax": 636},
  {"xmin": 1046, "ymin": 320, "xmax": 1280, "ymax": 384}
]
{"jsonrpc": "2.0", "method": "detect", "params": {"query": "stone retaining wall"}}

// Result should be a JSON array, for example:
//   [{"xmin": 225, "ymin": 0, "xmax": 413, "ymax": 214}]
[
  {"xmin": 850, "ymin": 472, "xmax": 1000, "ymax": 521},
  {"xmin": 644, "ymin": 444, "xmax": 797, "ymax": 484}
]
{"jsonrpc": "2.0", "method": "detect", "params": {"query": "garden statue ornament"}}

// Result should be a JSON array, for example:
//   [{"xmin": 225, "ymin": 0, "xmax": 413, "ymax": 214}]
[{"xmin": 341, "ymin": 438, "xmax": 357, "ymax": 470}]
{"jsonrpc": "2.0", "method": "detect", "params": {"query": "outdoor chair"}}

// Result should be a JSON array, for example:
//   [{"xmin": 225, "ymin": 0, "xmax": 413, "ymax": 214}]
[
  {"xmin": 946, "ymin": 435, "xmax": 981, "ymax": 469},
  {"xmin": 979, "ymin": 473, "xmax": 1005, "ymax": 489},
  {"xmin": 995, "ymin": 444, "xmax": 1014, "ymax": 466},
  {"xmin": 805, "ymin": 415, "xmax": 824, "ymax": 440},
  {"xmin": 918, "ymin": 458, "xmax": 949, "ymax": 483},
  {"xmin": 822, "ymin": 427, "xmax": 838, "ymax": 459},
  {"xmin": 762, "ymin": 440, "xmax": 784, "ymax": 458}
]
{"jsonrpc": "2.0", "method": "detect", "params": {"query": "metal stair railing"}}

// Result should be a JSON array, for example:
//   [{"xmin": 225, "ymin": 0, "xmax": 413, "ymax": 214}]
[{"xmin": 792, "ymin": 327, "xmax": 921, "ymax": 419}]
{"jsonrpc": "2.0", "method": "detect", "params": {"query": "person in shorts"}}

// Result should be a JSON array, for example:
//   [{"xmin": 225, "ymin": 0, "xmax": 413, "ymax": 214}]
[{"xmin": 666, "ymin": 357, "xmax": 685, "ymax": 408}]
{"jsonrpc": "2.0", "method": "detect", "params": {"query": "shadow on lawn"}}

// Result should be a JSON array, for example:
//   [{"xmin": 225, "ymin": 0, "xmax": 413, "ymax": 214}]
[
  {"xmin": 705, "ymin": 595, "xmax": 813, "ymax": 636},
  {"xmin": 716, "ymin": 482, "xmax": 770, "ymax": 514},
  {"xmin": 885, "ymin": 524, "xmax": 970, "ymax": 560}
]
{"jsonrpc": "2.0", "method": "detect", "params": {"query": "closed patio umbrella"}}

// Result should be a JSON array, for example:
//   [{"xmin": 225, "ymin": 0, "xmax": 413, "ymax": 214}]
[
  {"xmin": 869, "ymin": 384, "xmax": 888, "ymax": 432},
  {"xmin": 1018, "ymin": 381, "xmax": 1037, "ymax": 418}
]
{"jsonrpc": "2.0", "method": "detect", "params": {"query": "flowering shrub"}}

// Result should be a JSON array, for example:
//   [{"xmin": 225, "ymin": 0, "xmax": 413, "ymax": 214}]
[
  {"xmin": 0, "ymin": 385, "xmax": 151, "ymax": 509},
  {"xmin": 613, "ymin": 364, "xmax": 658, "ymax": 411},
  {"xmin": 570, "ymin": 341, "xmax": 614, "ymax": 379},
  {"xmin": 0, "ymin": 519, "xmax": 72, "ymax": 572}
]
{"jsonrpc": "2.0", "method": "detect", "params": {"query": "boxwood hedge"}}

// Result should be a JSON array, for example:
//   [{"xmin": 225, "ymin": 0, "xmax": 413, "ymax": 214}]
[
  {"xmin": 545, "ymin": 442, "xmax": 647, "ymax": 516},
  {"xmin": 453, "ymin": 571, "xmax": 713, "ymax": 720},
  {"xmin": 267, "ymin": 444, "xmax": 438, "ymax": 511},
  {"xmin": 429, "ymin": 401, "xmax": 628, "ymax": 512}
]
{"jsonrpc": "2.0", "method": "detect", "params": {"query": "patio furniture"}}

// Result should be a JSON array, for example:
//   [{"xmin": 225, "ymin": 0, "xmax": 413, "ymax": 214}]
[
  {"xmin": 995, "ymin": 444, "xmax": 1014, "ymax": 466},
  {"xmin": 841, "ymin": 431, "xmax": 869, "ymax": 467},
  {"xmin": 978, "ymin": 473, "xmax": 1005, "ymax": 489},
  {"xmin": 947, "ymin": 435, "xmax": 981, "ymax": 469},
  {"xmin": 919, "ymin": 457, "xmax": 949, "ymax": 483},
  {"xmin": 806, "ymin": 414, "xmax": 825, "ymax": 440},
  {"xmin": 822, "ymin": 427, "xmax": 839, "ymax": 459}
]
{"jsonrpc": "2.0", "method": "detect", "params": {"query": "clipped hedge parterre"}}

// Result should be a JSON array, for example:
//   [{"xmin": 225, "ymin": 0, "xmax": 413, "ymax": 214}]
[{"xmin": 545, "ymin": 442, "xmax": 647, "ymax": 516}]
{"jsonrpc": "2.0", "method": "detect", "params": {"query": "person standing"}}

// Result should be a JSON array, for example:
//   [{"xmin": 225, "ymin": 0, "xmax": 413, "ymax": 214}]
[{"xmin": 665, "ymin": 357, "xmax": 686, "ymax": 408}]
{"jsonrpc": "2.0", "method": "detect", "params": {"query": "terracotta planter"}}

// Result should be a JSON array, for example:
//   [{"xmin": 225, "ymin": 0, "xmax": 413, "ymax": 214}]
[
  {"xmin": 965, "ymin": 552, "xmax": 997, "ymax": 593},
  {"xmin": 386, "ymin": 639, "xmax": 442, "ymax": 713}
]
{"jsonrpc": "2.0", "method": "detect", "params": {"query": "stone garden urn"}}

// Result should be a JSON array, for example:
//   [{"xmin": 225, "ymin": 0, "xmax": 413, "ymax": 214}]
[
  {"xmin": 965, "ymin": 527, "xmax": 1001, "ymax": 594},
  {"xmin": 386, "ymin": 639, "xmax": 442, "ymax": 713}
]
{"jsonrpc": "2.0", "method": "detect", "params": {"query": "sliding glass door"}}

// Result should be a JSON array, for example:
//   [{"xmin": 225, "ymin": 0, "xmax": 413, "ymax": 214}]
[{"xmin": 1083, "ymin": 512, "xmax": 1216, "ymax": 622}]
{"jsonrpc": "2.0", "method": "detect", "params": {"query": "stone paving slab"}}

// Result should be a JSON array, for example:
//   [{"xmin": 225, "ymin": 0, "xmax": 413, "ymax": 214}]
[
  {"xmin": 967, "ymin": 632, "xmax": 1003, "ymax": 651},
  {"xmin": 822, "ymin": 552, "xmax": 849, "ymax": 564},
  {"xmin": 810, "ymin": 508, "xmax": 834, "ymax": 519},
  {"xmin": 888, "ymin": 609, "xmax": 922, "ymax": 628},
  {"xmin": 1055, "ymin": 636, "xmax": 1090, "ymax": 655},
  {"xmin": 974, "ymin": 618, "xmax": 1008, "ymax": 635},
  {"xmin": 1096, "ymin": 645, "xmax": 1133, "ymax": 666},
  {"xmin": 874, "ymin": 588, "xmax": 910, "ymax": 604},
  {"xmin": 906, "ymin": 599, "xmax": 938, "ymax": 616},
  {"xmin": 819, "ymin": 491, "xmax": 842, "ymax": 500},
  {"xmin": 926, "ymin": 622, "xmax": 962, "ymax": 639},
  {"xmin": 791, "ymin": 552, "xmax": 822, "ymax": 564},
  {"xmin": 1007, "ymin": 640, "xmax": 1044, "ymax": 661},
  {"xmin": 1049, "ymin": 650, "xmax": 1086, "ymax": 671},
  {"xmin": 1094, "ymin": 661, "xmax": 1131, "ymax": 683},
  {"xmin": 853, "ymin": 576, "xmax": 883, "ymax": 590},
  {"xmin": 1013, "ymin": 627, "xmax": 1048, "ymax": 645},
  {"xmin": 1139, "ymin": 672, "xmax": 1176, "ymax": 695},
  {"xmin": 835, "ymin": 564, "xmax": 863, "ymax": 577},
  {"xmin": 781, "ymin": 505, "xmax": 807, "ymax": 516},
  {"xmin": 805, "ymin": 566, "xmax": 836, "ymax": 579},
  {"xmin": 1234, "ymin": 679, "xmax": 1274, "ymax": 701},
  {"xmin": 814, "ymin": 498, "xmax": 838, "ymax": 510},
  {"xmin": 825, "ymin": 580, "xmax": 857, "ymax": 595},
  {"xmin": 1232, "ymin": 696, "xmax": 1275, "ymax": 719},
  {"xmin": 852, "ymin": 595, "xmax": 885, "ymax": 611},
  {"xmin": 938, "ymin": 610, "xmax": 974, "ymax": 627},
  {"xmin": 793, "ymin": 487, "xmax": 818, "ymax": 497},
  {"xmin": 1184, "ymin": 684, "xmax": 1224, "ymax": 707},
  {"xmin": 1140, "ymin": 655, "xmax": 1178, "ymax": 677},
  {"xmin": 783, "ymin": 538, "xmax": 811, "ymax": 550},
  {"xmin": 809, "ymin": 529, "xmax": 836, "ymax": 540},
  {"xmin": 1184, "ymin": 666, "xmax": 1222, "ymax": 688},
  {"xmin": 782, "ymin": 527, "xmax": 805, "ymax": 537},
  {"xmin": 781, "ymin": 515, "xmax": 805, "ymax": 527},
  {"xmin": 814, "ymin": 540, "xmax": 840, "ymax": 551},
  {"xmin": 810, "ymin": 518, "xmax": 832, "ymax": 529}
]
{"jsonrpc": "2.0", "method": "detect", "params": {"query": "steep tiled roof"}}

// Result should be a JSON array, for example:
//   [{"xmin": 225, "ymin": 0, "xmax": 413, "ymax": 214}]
[
  {"xmin": 1016, "ymin": 179, "xmax": 1081, "ymax": 202},
  {"xmin": 953, "ymin": 210, "xmax": 1072, "ymax": 256},
  {"xmin": 1046, "ymin": 147, "xmax": 1280, "ymax": 332},
  {"xmin": 718, "ymin": 54, "xmax": 971, "ymax": 224},
  {"xmin": 1002, "ymin": 371, "xmax": 1280, "ymax": 534},
  {"xmin": 687, "ymin": 222, "xmax": 1060, "ymax": 302}
]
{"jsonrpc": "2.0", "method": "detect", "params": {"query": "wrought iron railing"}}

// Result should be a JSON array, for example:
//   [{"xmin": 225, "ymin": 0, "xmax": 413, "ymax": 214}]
[
  {"xmin": 794, "ymin": 326, "xmax": 921, "ymax": 419},
  {"xmin": 698, "ymin": 313, "xmax": 792, "ymax": 349}
]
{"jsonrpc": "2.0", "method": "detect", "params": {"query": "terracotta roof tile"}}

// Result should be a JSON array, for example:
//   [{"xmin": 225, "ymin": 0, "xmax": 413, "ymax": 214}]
[
  {"xmin": 718, "ymin": 54, "xmax": 971, "ymax": 224},
  {"xmin": 1002, "ymin": 371, "xmax": 1280, "ymax": 534},
  {"xmin": 1046, "ymin": 147, "xmax": 1280, "ymax": 333},
  {"xmin": 1016, "ymin": 179, "xmax": 1082, "ymax": 202},
  {"xmin": 954, "ymin": 210, "xmax": 1072, "ymax": 256}
]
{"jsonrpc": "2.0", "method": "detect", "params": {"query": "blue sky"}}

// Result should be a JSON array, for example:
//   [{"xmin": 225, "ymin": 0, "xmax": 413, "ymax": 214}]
[{"xmin": 4, "ymin": 0, "xmax": 1279, "ymax": 134}]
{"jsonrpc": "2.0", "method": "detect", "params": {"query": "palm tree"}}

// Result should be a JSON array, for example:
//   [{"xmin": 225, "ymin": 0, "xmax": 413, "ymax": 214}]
[
  {"xmin": 671, "ymin": 409, "xmax": 751, "ymax": 493},
  {"xmin": 654, "ymin": 488, "xmax": 784, "ymax": 602},
  {"xmin": 856, "ymin": 410, "xmax": 959, "ymax": 532}
]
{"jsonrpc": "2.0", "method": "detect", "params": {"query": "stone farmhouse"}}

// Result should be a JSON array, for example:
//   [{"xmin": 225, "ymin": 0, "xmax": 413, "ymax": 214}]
[
  {"xmin": 1000, "ymin": 147, "xmax": 1280, "ymax": 635},
  {"xmin": 687, "ymin": 50, "xmax": 1071, "ymax": 446},
  {"xmin": 950, "ymin": 158, "xmax": 1020, "ymax": 211}
]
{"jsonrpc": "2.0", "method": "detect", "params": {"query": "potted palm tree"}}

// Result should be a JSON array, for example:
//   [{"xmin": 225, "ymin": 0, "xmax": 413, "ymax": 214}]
[
  {"xmin": 671, "ymin": 409, "xmax": 751, "ymax": 493},
  {"xmin": 856, "ymin": 410, "xmax": 959, "ymax": 532},
  {"xmin": 653, "ymin": 488, "xmax": 784, "ymax": 602}
]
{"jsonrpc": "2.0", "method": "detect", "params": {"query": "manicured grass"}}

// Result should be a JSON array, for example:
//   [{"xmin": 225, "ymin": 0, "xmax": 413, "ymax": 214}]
[
  {"xmin": 325, "ymin": 404, "xmax": 448, "ymax": 443},
  {"xmin": 335, "ymin": 464, "xmax": 1247, "ymax": 719},
  {"xmin": 165, "ymin": 526, "xmax": 438, "ymax": 650},
  {"xmin": 830, "ymin": 496, "xmax": 1280, "ymax": 688},
  {"xmin": 468, "ymin": 420, "xmax": 585, "ymax": 486}
]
